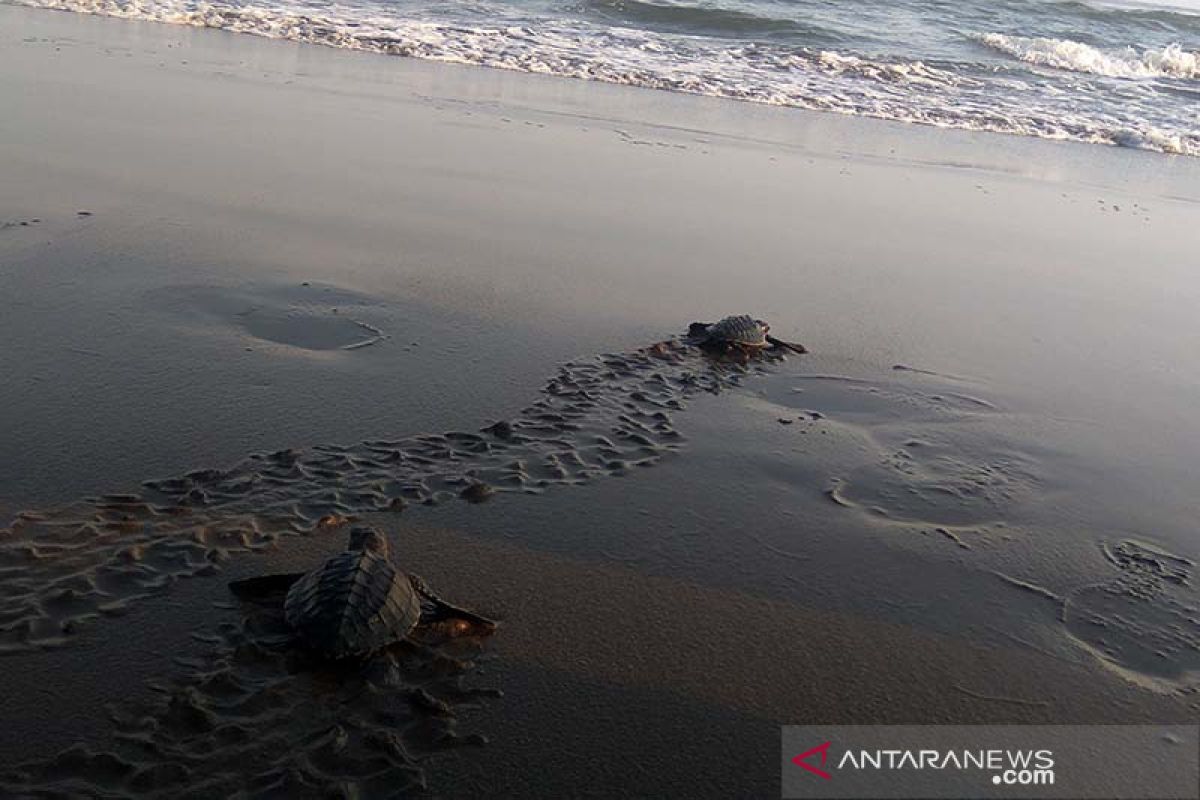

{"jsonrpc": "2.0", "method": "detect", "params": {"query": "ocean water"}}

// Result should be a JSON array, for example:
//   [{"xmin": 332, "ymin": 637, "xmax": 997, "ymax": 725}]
[{"xmin": 11, "ymin": 0, "xmax": 1200, "ymax": 154}]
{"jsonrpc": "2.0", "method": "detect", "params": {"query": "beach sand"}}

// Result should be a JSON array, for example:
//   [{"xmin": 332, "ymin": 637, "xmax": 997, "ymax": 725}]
[{"xmin": 2, "ymin": 5, "xmax": 1200, "ymax": 796}]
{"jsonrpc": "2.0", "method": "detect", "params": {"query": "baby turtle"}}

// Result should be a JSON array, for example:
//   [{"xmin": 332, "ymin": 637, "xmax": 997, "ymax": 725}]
[
  {"xmin": 687, "ymin": 315, "xmax": 807, "ymax": 355},
  {"xmin": 229, "ymin": 526, "xmax": 495, "ymax": 659}
]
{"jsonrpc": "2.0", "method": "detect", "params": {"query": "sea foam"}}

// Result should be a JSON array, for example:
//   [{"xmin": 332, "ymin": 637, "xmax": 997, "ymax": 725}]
[
  {"xmin": 977, "ymin": 33, "xmax": 1200, "ymax": 80},
  {"xmin": 8, "ymin": 0, "xmax": 1199, "ymax": 156}
]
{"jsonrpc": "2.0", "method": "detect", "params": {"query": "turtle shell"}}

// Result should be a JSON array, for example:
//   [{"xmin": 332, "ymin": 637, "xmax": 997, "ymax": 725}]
[
  {"xmin": 283, "ymin": 533, "xmax": 421, "ymax": 659},
  {"xmin": 705, "ymin": 315, "xmax": 769, "ymax": 347}
]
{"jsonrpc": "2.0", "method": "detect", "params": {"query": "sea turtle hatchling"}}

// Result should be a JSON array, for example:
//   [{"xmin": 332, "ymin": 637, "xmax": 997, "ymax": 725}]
[
  {"xmin": 686, "ymin": 315, "xmax": 807, "ymax": 355},
  {"xmin": 229, "ymin": 526, "xmax": 495, "ymax": 659}
]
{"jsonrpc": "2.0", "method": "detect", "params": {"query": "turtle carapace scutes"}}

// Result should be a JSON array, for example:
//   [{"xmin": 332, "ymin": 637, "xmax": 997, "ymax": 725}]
[
  {"xmin": 686, "ymin": 315, "xmax": 807, "ymax": 355},
  {"xmin": 229, "ymin": 526, "xmax": 495, "ymax": 659}
]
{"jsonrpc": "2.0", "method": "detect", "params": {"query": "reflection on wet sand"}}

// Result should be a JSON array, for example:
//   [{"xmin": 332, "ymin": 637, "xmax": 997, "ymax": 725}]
[
  {"xmin": 3, "ymin": 333, "xmax": 1198, "ymax": 797},
  {"xmin": 0, "ymin": 340, "xmax": 774, "ymax": 653}
]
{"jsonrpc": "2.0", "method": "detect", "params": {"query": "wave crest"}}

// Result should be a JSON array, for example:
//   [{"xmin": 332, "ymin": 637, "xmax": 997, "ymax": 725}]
[
  {"xmin": 977, "ymin": 32, "xmax": 1200, "ymax": 80},
  {"xmin": 9, "ymin": 0, "xmax": 1200, "ymax": 157}
]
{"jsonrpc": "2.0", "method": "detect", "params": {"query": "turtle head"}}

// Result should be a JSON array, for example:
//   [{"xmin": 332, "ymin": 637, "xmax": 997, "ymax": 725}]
[
  {"xmin": 687, "ymin": 322, "xmax": 710, "ymax": 338},
  {"xmin": 348, "ymin": 525, "xmax": 390, "ymax": 556},
  {"xmin": 423, "ymin": 614, "xmax": 498, "ymax": 640}
]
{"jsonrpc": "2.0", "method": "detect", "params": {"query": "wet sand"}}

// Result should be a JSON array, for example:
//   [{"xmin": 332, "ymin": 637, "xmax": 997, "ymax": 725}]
[{"xmin": 3, "ymin": 5, "xmax": 1200, "ymax": 797}]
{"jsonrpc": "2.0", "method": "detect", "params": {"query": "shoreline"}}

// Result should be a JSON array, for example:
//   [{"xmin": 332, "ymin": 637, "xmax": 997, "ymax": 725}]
[
  {"xmin": 8, "ymin": 0, "xmax": 1199, "ymax": 158},
  {"xmin": 8, "ymin": 5, "xmax": 1200, "ymax": 180},
  {"xmin": 3, "ymin": 5, "xmax": 1200, "ymax": 796}
]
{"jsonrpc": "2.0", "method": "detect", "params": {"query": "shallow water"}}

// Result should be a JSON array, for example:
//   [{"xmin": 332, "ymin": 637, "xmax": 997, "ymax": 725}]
[{"xmin": 7, "ymin": 0, "xmax": 1200, "ymax": 154}]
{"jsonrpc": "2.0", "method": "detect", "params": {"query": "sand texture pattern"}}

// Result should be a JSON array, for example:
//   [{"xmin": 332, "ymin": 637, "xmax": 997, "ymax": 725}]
[{"xmin": 0, "ymin": 342, "xmax": 780, "ymax": 653}]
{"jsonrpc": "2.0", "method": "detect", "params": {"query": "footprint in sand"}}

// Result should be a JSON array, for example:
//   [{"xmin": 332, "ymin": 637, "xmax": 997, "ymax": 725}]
[
  {"xmin": 833, "ymin": 437, "xmax": 1041, "ymax": 528},
  {"xmin": 770, "ymin": 373, "xmax": 1042, "ymax": 533},
  {"xmin": 1063, "ymin": 540, "xmax": 1200, "ymax": 690},
  {"xmin": 783, "ymin": 374, "xmax": 1200, "ymax": 690},
  {"xmin": 150, "ymin": 283, "xmax": 386, "ymax": 353}
]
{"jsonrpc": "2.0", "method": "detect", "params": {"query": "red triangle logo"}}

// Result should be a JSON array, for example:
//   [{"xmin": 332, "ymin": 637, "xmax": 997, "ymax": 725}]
[{"xmin": 792, "ymin": 741, "xmax": 833, "ymax": 780}]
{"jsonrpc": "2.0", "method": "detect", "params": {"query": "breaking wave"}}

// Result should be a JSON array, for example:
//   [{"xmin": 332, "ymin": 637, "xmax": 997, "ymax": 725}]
[
  {"xmin": 6, "ymin": 0, "xmax": 1200, "ymax": 158},
  {"xmin": 977, "ymin": 33, "xmax": 1200, "ymax": 79}
]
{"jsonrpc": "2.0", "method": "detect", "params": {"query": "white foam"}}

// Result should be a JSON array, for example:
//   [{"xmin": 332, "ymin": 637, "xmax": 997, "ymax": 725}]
[
  {"xmin": 9, "ymin": 0, "xmax": 1200, "ymax": 157},
  {"xmin": 977, "ymin": 32, "xmax": 1200, "ymax": 80},
  {"xmin": 1112, "ymin": 126, "xmax": 1192, "ymax": 155}
]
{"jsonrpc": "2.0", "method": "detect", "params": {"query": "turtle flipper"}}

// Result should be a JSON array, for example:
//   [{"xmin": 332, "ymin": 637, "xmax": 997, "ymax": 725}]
[
  {"xmin": 765, "ymin": 335, "xmax": 808, "ymax": 355},
  {"xmin": 229, "ymin": 572, "xmax": 306, "ymax": 600},
  {"xmin": 409, "ymin": 573, "xmax": 497, "ymax": 637}
]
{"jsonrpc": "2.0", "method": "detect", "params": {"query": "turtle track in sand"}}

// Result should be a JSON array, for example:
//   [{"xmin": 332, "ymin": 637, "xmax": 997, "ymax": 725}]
[
  {"xmin": 0, "ymin": 585, "xmax": 498, "ymax": 798},
  {"xmin": 0, "ymin": 341, "xmax": 775, "ymax": 653}
]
